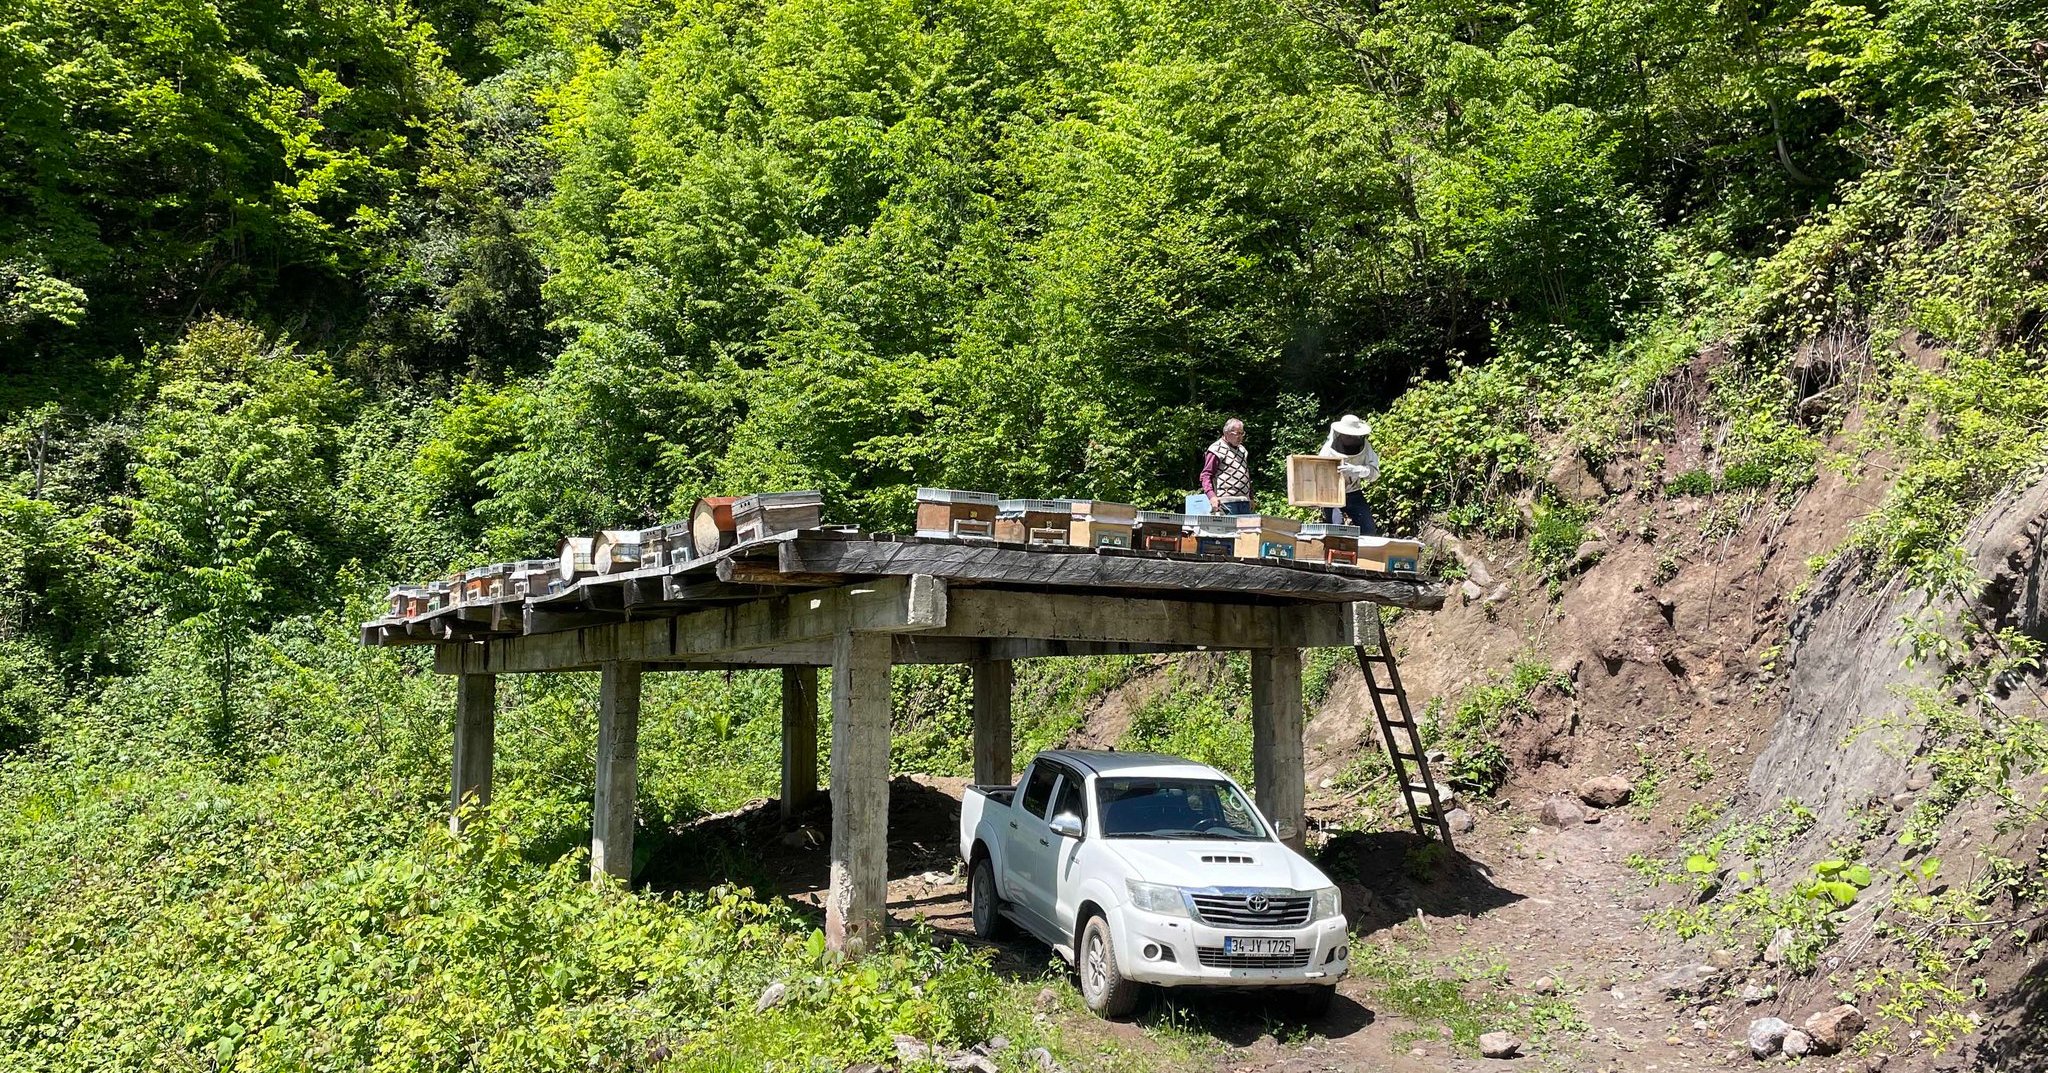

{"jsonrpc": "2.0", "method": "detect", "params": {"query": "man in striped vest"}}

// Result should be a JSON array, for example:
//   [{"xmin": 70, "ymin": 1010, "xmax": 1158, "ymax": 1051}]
[{"xmin": 1200, "ymin": 418, "xmax": 1255, "ymax": 515}]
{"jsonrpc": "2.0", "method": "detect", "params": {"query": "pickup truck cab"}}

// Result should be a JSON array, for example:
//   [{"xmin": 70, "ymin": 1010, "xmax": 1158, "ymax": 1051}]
[{"xmin": 960, "ymin": 750, "xmax": 1348, "ymax": 1017}]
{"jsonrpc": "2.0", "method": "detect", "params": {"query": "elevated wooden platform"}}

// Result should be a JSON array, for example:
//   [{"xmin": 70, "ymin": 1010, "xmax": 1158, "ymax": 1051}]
[
  {"xmin": 365, "ymin": 528, "xmax": 1446, "ymax": 955},
  {"xmin": 362, "ymin": 529, "xmax": 1443, "ymax": 651}
]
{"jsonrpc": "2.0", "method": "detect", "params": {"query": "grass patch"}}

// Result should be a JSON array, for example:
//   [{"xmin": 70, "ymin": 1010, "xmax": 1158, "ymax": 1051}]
[{"xmin": 1351, "ymin": 938, "xmax": 1584, "ymax": 1055}]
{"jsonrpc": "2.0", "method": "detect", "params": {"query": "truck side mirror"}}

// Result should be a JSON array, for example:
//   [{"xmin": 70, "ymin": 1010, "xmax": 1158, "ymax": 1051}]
[{"xmin": 1049, "ymin": 814, "xmax": 1084, "ymax": 840}]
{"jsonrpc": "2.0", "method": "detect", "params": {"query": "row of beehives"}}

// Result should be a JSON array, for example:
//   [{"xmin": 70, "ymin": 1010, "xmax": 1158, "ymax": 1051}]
[
  {"xmin": 381, "ymin": 491, "xmax": 825, "ymax": 618},
  {"xmin": 915, "ymin": 491, "xmax": 1421, "ymax": 571},
  {"xmin": 381, "ymin": 488, "xmax": 1424, "ymax": 619}
]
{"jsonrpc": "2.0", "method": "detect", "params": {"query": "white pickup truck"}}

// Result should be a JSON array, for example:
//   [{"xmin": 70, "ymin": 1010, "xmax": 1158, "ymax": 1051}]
[{"xmin": 959, "ymin": 750, "xmax": 1349, "ymax": 1017}]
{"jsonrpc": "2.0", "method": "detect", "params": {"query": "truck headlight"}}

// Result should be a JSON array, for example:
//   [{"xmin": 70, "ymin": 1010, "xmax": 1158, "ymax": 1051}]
[
  {"xmin": 1126, "ymin": 880, "xmax": 1189, "ymax": 917},
  {"xmin": 1311, "ymin": 886, "xmax": 1342, "ymax": 921}
]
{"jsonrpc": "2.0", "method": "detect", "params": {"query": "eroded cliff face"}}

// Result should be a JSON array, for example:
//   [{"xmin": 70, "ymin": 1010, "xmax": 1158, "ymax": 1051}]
[{"xmin": 1754, "ymin": 476, "xmax": 2048, "ymax": 842}]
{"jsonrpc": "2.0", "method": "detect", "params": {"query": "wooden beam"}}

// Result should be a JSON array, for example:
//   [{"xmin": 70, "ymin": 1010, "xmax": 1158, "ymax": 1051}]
[
  {"xmin": 450, "ymin": 673, "xmax": 495, "ymax": 834},
  {"xmin": 938, "ymin": 589, "xmax": 1361, "ymax": 649},
  {"xmin": 826, "ymin": 631, "xmax": 892, "ymax": 955},
  {"xmin": 781, "ymin": 666, "xmax": 820, "ymax": 821},
  {"xmin": 1251, "ymin": 647, "xmax": 1306, "ymax": 852},
  {"xmin": 779, "ymin": 538, "xmax": 1444, "ymax": 608},
  {"xmin": 971, "ymin": 657, "xmax": 1014, "ymax": 786},
  {"xmin": 439, "ymin": 576, "xmax": 948, "ymax": 674},
  {"xmin": 592, "ymin": 661, "xmax": 642, "ymax": 884}
]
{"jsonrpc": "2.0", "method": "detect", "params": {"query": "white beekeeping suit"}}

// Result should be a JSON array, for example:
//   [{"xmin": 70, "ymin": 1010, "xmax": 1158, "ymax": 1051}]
[{"xmin": 1318, "ymin": 414, "xmax": 1379, "ymax": 490}]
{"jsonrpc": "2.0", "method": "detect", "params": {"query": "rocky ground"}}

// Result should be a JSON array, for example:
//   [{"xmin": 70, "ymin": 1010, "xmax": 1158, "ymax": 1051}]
[{"xmin": 646, "ymin": 772, "xmax": 1893, "ymax": 1072}]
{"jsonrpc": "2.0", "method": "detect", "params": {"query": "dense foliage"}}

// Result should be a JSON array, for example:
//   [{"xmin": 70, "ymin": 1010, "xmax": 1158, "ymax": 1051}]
[{"xmin": 4, "ymin": 0, "xmax": 2047, "ymax": 1066}]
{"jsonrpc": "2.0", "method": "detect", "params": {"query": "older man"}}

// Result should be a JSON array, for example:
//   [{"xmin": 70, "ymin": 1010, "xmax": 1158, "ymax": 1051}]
[{"xmin": 1199, "ymin": 419, "xmax": 1255, "ymax": 515}]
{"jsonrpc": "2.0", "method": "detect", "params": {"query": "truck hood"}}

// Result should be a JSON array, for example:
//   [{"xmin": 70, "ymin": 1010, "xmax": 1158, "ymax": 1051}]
[{"xmin": 1101, "ymin": 839, "xmax": 1332, "ymax": 892}]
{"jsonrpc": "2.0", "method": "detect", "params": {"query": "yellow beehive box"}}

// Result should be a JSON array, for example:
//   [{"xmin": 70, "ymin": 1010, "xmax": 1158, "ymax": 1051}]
[
  {"xmin": 1357, "ymin": 536, "xmax": 1424, "ymax": 575},
  {"xmin": 1233, "ymin": 514, "xmax": 1301, "ymax": 560},
  {"xmin": 1069, "ymin": 500, "xmax": 1137, "ymax": 549}
]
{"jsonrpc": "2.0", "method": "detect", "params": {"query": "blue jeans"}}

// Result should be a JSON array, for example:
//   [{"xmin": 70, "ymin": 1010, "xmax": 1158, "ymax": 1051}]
[
  {"xmin": 1327, "ymin": 489, "xmax": 1378, "ymax": 535},
  {"xmin": 1217, "ymin": 498, "xmax": 1253, "ymax": 516}
]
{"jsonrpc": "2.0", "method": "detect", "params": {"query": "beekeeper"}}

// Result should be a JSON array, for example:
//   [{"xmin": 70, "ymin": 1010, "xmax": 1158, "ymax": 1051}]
[{"xmin": 1319, "ymin": 414, "xmax": 1380, "ymax": 534}]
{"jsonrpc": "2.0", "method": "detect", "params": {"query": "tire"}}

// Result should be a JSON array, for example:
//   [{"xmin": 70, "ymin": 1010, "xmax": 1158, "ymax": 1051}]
[
  {"xmin": 1290, "ymin": 985, "xmax": 1336, "ymax": 1020},
  {"xmin": 1077, "ymin": 914, "xmax": 1142, "ymax": 1018},
  {"xmin": 968, "ymin": 856, "xmax": 1009, "ymax": 939}
]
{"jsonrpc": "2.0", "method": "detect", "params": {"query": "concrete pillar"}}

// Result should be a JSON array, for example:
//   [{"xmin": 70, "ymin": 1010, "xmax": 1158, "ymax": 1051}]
[
  {"xmin": 780, "ymin": 665, "xmax": 820, "ymax": 821},
  {"xmin": 592, "ymin": 661, "xmax": 642, "ymax": 884},
  {"xmin": 827, "ymin": 631, "xmax": 892, "ymax": 954},
  {"xmin": 970, "ymin": 657, "xmax": 1014, "ymax": 786},
  {"xmin": 1250, "ymin": 647, "xmax": 1306, "ymax": 851},
  {"xmin": 450, "ymin": 672, "xmax": 496, "ymax": 834}
]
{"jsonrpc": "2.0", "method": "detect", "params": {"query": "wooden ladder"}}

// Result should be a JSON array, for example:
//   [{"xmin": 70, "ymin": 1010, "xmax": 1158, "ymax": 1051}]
[{"xmin": 1353, "ymin": 608, "xmax": 1456, "ymax": 850}]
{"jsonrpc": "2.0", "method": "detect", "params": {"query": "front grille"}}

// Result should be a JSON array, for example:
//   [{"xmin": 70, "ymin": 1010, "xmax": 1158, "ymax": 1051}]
[
  {"xmin": 1189, "ymin": 892, "xmax": 1312, "ymax": 927},
  {"xmin": 1196, "ymin": 947, "xmax": 1313, "ymax": 969}
]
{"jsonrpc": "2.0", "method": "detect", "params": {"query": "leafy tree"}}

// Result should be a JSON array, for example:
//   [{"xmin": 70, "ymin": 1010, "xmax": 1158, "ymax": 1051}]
[{"xmin": 122, "ymin": 320, "xmax": 357, "ymax": 748}]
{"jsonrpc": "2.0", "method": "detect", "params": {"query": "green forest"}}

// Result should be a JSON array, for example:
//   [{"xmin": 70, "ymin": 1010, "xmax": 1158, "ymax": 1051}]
[{"xmin": 4, "ymin": 0, "xmax": 2047, "ymax": 1067}]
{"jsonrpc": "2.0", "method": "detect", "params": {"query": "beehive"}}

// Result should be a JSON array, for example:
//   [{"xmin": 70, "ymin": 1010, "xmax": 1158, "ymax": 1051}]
[
  {"xmin": 915, "ymin": 488, "xmax": 1000, "ymax": 539},
  {"xmin": 1357, "ymin": 536, "xmax": 1424, "ymax": 575},
  {"xmin": 733, "ymin": 490, "xmax": 823, "ymax": 544},
  {"xmin": 1298, "ymin": 523, "xmax": 1360, "ymax": 565},
  {"xmin": 1190, "ymin": 514, "xmax": 1237, "ymax": 556},
  {"xmin": 593, "ymin": 529, "xmax": 644, "ymax": 574},
  {"xmin": 1068, "ymin": 500, "xmax": 1137, "ymax": 549},
  {"xmin": 638, "ymin": 521, "xmax": 686, "ymax": 568},
  {"xmin": 427, "ymin": 580, "xmax": 453, "ymax": 611},
  {"xmin": 463, "ymin": 566, "xmax": 495, "ymax": 603},
  {"xmin": 484, "ymin": 563, "xmax": 517, "ymax": 599},
  {"xmin": 1234, "ymin": 514, "xmax": 1301, "ymax": 560},
  {"xmin": 691, "ymin": 497, "xmax": 738, "ymax": 558},
  {"xmin": 994, "ymin": 499, "xmax": 1074, "ymax": 545},
  {"xmin": 512, "ymin": 559, "xmax": 554, "ymax": 598},
  {"xmin": 557, "ymin": 536, "xmax": 597, "ymax": 584},
  {"xmin": 388, "ymin": 585, "xmax": 425, "ymax": 618},
  {"xmin": 1133, "ymin": 511, "xmax": 1193, "ymax": 553}
]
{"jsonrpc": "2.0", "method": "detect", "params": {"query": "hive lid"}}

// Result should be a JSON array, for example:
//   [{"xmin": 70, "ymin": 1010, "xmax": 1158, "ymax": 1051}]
[
  {"xmin": 1070, "ymin": 500, "xmax": 1138, "ymax": 522},
  {"xmin": 1299, "ymin": 523, "xmax": 1360, "ymax": 539},
  {"xmin": 1358, "ymin": 535, "xmax": 1424, "ymax": 551},
  {"xmin": 916, "ymin": 487, "xmax": 1000, "ymax": 506},
  {"xmin": 733, "ymin": 490, "xmax": 824, "ymax": 511},
  {"xmin": 1134, "ymin": 511, "xmax": 1191, "ymax": 526},
  {"xmin": 996, "ymin": 498, "xmax": 1075, "ymax": 516},
  {"xmin": 1236, "ymin": 514, "xmax": 1302, "ymax": 535},
  {"xmin": 1192, "ymin": 515, "xmax": 1237, "ymax": 535}
]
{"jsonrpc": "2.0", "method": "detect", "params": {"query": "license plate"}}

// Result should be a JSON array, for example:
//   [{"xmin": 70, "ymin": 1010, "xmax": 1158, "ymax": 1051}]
[{"xmin": 1223, "ymin": 936, "xmax": 1295, "ymax": 957}]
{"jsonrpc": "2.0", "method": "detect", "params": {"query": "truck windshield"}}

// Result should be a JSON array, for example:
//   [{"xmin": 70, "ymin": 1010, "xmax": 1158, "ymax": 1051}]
[{"xmin": 1095, "ymin": 777, "xmax": 1271, "ymax": 841}]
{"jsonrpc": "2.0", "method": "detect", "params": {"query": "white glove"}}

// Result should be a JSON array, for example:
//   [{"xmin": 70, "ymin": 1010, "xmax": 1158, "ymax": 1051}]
[{"xmin": 1338, "ymin": 463, "xmax": 1368, "ymax": 478}]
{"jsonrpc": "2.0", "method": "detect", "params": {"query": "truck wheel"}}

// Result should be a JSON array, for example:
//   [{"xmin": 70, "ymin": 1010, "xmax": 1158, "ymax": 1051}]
[
  {"xmin": 968, "ymin": 857, "xmax": 1008, "ymax": 939},
  {"xmin": 1078, "ymin": 915, "xmax": 1141, "ymax": 1018}
]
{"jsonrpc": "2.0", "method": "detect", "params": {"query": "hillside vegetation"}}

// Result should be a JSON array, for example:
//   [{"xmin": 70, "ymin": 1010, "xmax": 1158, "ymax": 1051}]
[{"xmin": 3, "ymin": 0, "xmax": 2047, "ymax": 1068}]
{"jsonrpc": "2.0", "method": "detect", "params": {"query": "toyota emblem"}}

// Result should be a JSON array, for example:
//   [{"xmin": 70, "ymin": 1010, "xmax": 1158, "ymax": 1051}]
[{"xmin": 1247, "ymin": 895, "xmax": 1270, "ymax": 914}]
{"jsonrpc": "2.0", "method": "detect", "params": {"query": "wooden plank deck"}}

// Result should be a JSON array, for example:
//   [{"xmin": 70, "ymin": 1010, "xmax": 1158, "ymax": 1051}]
[{"xmin": 361, "ymin": 530, "xmax": 1444, "ymax": 647}]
